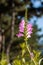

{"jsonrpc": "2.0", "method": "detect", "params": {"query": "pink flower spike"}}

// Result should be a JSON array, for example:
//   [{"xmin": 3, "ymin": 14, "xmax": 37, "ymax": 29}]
[
  {"xmin": 19, "ymin": 19, "xmax": 25, "ymax": 27},
  {"xmin": 19, "ymin": 19, "xmax": 25, "ymax": 33},
  {"xmin": 16, "ymin": 33, "xmax": 24, "ymax": 38},
  {"xmin": 19, "ymin": 26, "xmax": 24, "ymax": 32},
  {"xmin": 26, "ymin": 23, "xmax": 33, "ymax": 38},
  {"xmin": 16, "ymin": 19, "xmax": 33, "ymax": 39},
  {"xmin": 27, "ymin": 28, "xmax": 33, "ymax": 31},
  {"xmin": 27, "ymin": 23, "xmax": 32, "ymax": 28}
]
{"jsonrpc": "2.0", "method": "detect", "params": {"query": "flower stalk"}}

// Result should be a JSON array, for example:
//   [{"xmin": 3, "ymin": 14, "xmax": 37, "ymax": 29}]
[
  {"xmin": 16, "ymin": 8, "xmax": 38, "ymax": 65},
  {"xmin": 25, "ymin": 41, "xmax": 37, "ymax": 65}
]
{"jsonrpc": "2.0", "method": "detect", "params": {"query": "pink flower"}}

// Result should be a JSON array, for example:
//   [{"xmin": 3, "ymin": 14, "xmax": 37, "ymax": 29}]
[
  {"xmin": 27, "ymin": 23, "xmax": 32, "ymax": 28},
  {"xmin": 16, "ymin": 32, "xmax": 23, "ymax": 38},
  {"xmin": 16, "ymin": 19, "xmax": 33, "ymax": 38},
  {"xmin": 26, "ymin": 23, "xmax": 33, "ymax": 38},
  {"xmin": 26, "ymin": 23, "xmax": 33, "ymax": 32},
  {"xmin": 19, "ymin": 19, "xmax": 25, "ymax": 32}
]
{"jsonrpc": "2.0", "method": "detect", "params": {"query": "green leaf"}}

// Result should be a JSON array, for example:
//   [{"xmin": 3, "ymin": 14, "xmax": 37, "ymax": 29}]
[{"xmin": 13, "ymin": 59, "xmax": 21, "ymax": 65}]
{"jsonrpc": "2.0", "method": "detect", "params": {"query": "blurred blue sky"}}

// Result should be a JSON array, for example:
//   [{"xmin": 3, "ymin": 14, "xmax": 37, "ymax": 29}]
[
  {"xmin": 29, "ymin": 0, "xmax": 43, "ymax": 44},
  {"xmin": 20, "ymin": 0, "xmax": 43, "ymax": 8},
  {"xmin": 26, "ymin": 0, "xmax": 43, "ymax": 36},
  {"xmin": 31, "ymin": 0, "xmax": 43, "ymax": 8},
  {"xmin": 29, "ymin": 15, "xmax": 43, "ymax": 44},
  {"xmin": 29, "ymin": 15, "xmax": 43, "ymax": 35}
]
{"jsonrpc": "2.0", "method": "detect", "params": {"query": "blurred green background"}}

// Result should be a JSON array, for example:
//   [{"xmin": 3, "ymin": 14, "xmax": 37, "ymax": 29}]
[{"xmin": 0, "ymin": 0, "xmax": 43, "ymax": 65}]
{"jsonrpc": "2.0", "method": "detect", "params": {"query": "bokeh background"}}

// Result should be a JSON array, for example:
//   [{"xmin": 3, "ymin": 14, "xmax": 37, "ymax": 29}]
[{"xmin": 0, "ymin": 0, "xmax": 43, "ymax": 64}]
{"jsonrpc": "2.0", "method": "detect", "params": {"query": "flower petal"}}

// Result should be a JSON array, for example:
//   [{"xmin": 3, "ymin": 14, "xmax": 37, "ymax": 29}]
[{"xmin": 16, "ymin": 33, "xmax": 24, "ymax": 38}]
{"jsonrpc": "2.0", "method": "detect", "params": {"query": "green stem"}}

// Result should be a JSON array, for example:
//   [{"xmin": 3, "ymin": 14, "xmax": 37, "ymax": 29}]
[
  {"xmin": 25, "ymin": 39, "xmax": 37, "ymax": 65},
  {"xmin": 25, "ymin": 8, "xmax": 27, "ymax": 22}
]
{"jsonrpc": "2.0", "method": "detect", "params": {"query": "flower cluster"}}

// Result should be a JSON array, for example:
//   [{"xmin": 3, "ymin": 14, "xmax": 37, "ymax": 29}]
[{"xmin": 16, "ymin": 19, "xmax": 33, "ymax": 38}]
